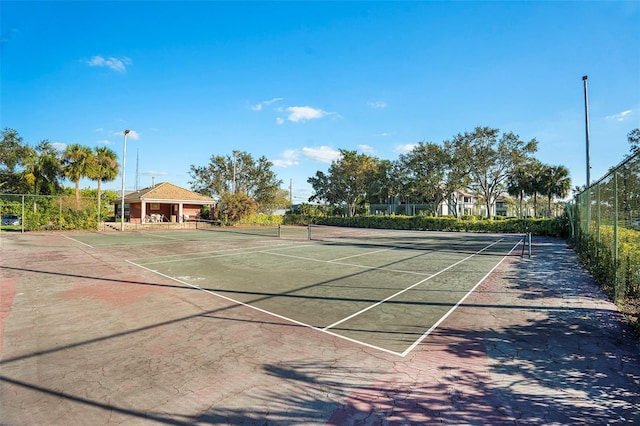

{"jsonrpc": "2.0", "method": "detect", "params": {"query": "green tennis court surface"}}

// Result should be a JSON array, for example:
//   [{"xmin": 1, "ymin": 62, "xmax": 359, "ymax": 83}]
[{"xmin": 68, "ymin": 227, "xmax": 523, "ymax": 356}]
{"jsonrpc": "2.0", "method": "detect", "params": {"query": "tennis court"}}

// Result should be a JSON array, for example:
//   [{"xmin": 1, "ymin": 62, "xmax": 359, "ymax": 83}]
[
  {"xmin": 68, "ymin": 226, "xmax": 524, "ymax": 356},
  {"xmin": 2, "ymin": 227, "xmax": 639, "ymax": 425}
]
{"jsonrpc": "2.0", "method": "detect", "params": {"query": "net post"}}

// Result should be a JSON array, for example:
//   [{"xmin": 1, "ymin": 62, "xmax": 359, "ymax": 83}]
[
  {"xmin": 278, "ymin": 224, "xmax": 281, "ymax": 238},
  {"xmin": 521, "ymin": 233, "xmax": 526, "ymax": 258},
  {"xmin": 307, "ymin": 224, "xmax": 311, "ymax": 240},
  {"xmin": 528, "ymin": 232, "xmax": 532, "ymax": 258}
]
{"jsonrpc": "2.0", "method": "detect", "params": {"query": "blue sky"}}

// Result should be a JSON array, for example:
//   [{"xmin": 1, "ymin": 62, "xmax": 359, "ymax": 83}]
[{"xmin": 2, "ymin": 1, "xmax": 639, "ymax": 202}]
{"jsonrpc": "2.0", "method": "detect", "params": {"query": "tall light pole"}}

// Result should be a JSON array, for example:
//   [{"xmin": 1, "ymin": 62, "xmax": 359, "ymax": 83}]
[
  {"xmin": 121, "ymin": 129, "xmax": 130, "ymax": 231},
  {"xmin": 582, "ymin": 75, "xmax": 591, "ymax": 188},
  {"xmin": 582, "ymin": 76, "xmax": 591, "ymax": 235}
]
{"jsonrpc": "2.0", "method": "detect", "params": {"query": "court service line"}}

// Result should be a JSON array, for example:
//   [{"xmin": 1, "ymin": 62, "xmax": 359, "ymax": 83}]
[
  {"xmin": 400, "ymin": 238, "xmax": 522, "ymax": 357},
  {"xmin": 263, "ymin": 250, "xmax": 433, "ymax": 276},
  {"xmin": 135, "ymin": 242, "xmax": 315, "ymax": 265},
  {"xmin": 328, "ymin": 247, "xmax": 396, "ymax": 262},
  {"xmin": 128, "ymin": 260, "xmax": 406, "ymax": 357},
  {"xmin": 321, "ymin": 238, "xmax": 509, "ymax": 332}
]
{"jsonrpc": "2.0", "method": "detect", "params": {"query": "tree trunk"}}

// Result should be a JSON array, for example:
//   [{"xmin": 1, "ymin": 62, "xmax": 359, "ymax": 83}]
[
  {"xmin": 75, "ymin": 180, "xmax": 81, "ymax": 207},
  {"xmin": 97, "ymin": 178, "xmax": 102, "ymax": 222}
]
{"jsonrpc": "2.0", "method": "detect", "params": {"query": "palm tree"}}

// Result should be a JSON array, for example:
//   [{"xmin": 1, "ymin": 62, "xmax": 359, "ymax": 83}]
[
  {"xmin": 62, "ymin": 144, "xmax": 93, "ymax": 205},
  {"xmin": 540, "ymin": 165, "xmax": 571, "ymax": 217},
  {"xmin": 507, "ymin": 167, "xmax": 531, "ymax": 218},
  {"xmin": 87, "ymin": 146, "xmax": 119, "ymax": 222},
  {"xmin": 23, "ymin": 140, "xmax": 62, "ymax": 212}
]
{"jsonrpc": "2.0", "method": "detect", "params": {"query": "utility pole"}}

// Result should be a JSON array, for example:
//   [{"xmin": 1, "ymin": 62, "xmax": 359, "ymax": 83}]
[{"xmin": 120, "ymin": 129, "xmax": 130, "ymax": 231}]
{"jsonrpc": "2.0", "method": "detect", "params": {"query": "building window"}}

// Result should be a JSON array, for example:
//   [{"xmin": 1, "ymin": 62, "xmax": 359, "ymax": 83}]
[{"xmin": 150, "ymin": 203, "xmax": 160, "ymax": 210}]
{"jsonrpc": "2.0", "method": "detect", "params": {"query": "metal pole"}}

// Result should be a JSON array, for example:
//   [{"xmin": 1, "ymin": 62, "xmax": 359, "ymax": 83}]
[
  {"xmin": 583, "ymin": 76, "xmax": 591, "ymax": 236},
  {"xmin": 121, "ymin": 130, "xmax": 130, "ymax": 231},
  {"xmin": 232, "ymin": 151, "xmax": 237, "ymax": 194},
  {"xmin": 582, "ymin": 75, "xmax": 591, "ymax": 188}
]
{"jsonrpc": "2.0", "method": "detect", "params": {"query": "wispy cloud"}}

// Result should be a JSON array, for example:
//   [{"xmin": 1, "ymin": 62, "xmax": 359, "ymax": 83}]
[
  {"xmin": 394, "ymin": 143, "xmax": 417, "ymax": 154},
  {"xmin": 300, "ymin": 146, "xmax": 341, "ymax": 163},
  {"xmin": 367, "ymin": 101, "xmax": 388, "ymax": 109},
  {"xmin": 357, "ymin": 144, "xmax": 375, "ymax": 153},
  {"xmin": 87, "ymin": 55, "xmax": 130, "ymax": 73},
  {"xmin": 96, "ymin": 139, "xmax": 111, "ymax": 145},
  {"xmin": 272, "ymin": 146, "xmax": 341, "ymax": 166},
  {"xmin": 282, "ymin": 106, "xmax": 334, "ymax": 123},
  {"xmin": 52, "ymin": 142, "xmax": 67, "ymax": 152},
  {"xmin": 142, "ymin": 170, "xmax": 169, "ymax": 176},
  {"xmin": 251, "ymin": 97, "xmax": 284, "ymax": 111},
  {"xmin": 271, "ymin": 149, "xmax": 300, "ymax": 167},
  {"xmin": 606, "ymin": 110, "xmax": 633, "ymax": 122}
]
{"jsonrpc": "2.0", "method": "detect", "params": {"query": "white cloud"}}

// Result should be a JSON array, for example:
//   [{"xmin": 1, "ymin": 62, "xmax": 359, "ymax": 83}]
[
  {"xmin": 87, "ymin": 55, "xmax": 130, "ymax": 73},
  {"xmin": 95, "ymin": 128, "xmax": 104, "ymax": 132},
  {"xmin": 52, "ymin": 142, "xmax": 67, "ymax": 152},
  {"xmin": 368, "ymin": 101, "xmax": 388, "ymax": 109},
  {"xmin": 96, "ymin": 139, "xmax": 111, "ymax": 145},
  {"xmin": 394, "ymin": 143, "xmax": 417, "ymax": 154},
  {"xmin": 251, "ymin": 97, "xmax": 284, "ymax": 111},
  {"xmin": 300, "ymin": 146, "xmax": 341, "ymax": 163},
  {"xmin": 271, "ymin": 149, "xmax": 300, "ymax": 167},
  {"xmin": 605, "ymin": 110, "xmax": 633, "ymax": 122},
  {"xmin": 142, "ymin": 170, "xmax": 169, "ymax": 177},
  {"xmin": 357, "ymin": 144, "xmax": 375, "ymax": 153},
  {"xmin": 276, "ymin": 117, "xmax": 285, "ymax": 125},
  {"xmin": 286, "ymin": 106, "xmax": 330, "ymax": 122}
]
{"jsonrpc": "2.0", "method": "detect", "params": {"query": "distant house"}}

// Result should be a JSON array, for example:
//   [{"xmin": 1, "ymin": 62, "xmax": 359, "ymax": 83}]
[{"xmin": 116, "ymin": 182, "xmax": 214, "ymax": 224}]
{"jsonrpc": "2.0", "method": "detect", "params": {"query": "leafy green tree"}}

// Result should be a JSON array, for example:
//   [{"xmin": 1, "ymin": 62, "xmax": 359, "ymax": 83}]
[
  {"xmin": 400, "ymin": 142, "xmax": 450, "ymax": 215},
  {"xmin": 628, "ymin": 128, "xmax": 640, "ymax": 154},
  {"xmin": 212, "ymin": 191, "xmax": 258, "ymax": 223},
  {"xmin": 189, "ymin": 151, "xmax": 283, "ymax": 213},
  {"xmin": 308, "ymin": 149, "xmax": 379, "ymax": 217},
  {"xmin": 0, "ymin": 128, "xmax": 31, "ymax": 193},
  {"xmin": 363, "ymin": 158, "xmax": 396, "ymax": 205},
  {"xmin": 448, "ymin": 127, "xmax": 537, "ymax": 218},
  {"xmin": 62, "ymin": 144, "xmax": 93, "ymax": 204},
  {"xmin": 87, "ymin": 146, "xmax": 119, "ymax": 221}
]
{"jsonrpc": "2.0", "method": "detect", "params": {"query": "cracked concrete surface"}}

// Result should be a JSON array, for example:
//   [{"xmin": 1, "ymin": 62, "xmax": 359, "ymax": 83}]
[{"xmin": 0, "ymin": 232, "xmax": 638, "ymax": 425}]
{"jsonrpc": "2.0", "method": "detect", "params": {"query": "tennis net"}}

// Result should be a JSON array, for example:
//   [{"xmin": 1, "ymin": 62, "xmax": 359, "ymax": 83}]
[
  {"xmin": 194, "ymin": 219, "xmax": 280, "ymax": 238},
  {"xmin": 307, "ymin": 224, "xmax": 530, "ymax": 256}
]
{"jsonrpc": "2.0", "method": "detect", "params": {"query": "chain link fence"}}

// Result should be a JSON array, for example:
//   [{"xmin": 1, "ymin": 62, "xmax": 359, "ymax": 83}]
[
  {"xmin": 572, "ymin": 151, "xmax": 640, "ymax": 330},
  {"xmin": 0, "ymin": 193, "xmax": 111, "ymax": 231}
]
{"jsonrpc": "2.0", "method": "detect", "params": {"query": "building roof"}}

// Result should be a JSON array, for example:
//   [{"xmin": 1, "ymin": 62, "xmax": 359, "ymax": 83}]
[{"xmin": 124, "ymin": 182, "xmax": 214, "ymax": 204}]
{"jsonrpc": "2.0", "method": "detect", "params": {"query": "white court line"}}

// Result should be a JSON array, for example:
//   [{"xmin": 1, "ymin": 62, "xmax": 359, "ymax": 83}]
[
  {"xmin": 400, "ymin": 238, "xmax": 522, "ymax": 357},
  {"xmin": 321, "ymin": 238, "xmax": 507, "ymax": 332},
  {"xmin": 62, "ymin": 234, "xmax": 94, "ymax": 248}
]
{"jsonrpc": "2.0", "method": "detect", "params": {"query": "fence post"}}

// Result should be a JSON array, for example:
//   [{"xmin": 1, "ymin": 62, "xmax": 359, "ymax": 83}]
[
  {"xmin": 613, "ymin": 170, "xmax": 619, "ymax": 301},
  {"xmin": 21, "ymin": 194, "xmax": 25, "ymax": 233}
]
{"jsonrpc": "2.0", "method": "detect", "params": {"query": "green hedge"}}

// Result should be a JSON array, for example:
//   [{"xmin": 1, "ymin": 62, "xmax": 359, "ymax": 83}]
[{"xmin": 283, "ymin": 214, "xmax": 568, "ymax": 237}]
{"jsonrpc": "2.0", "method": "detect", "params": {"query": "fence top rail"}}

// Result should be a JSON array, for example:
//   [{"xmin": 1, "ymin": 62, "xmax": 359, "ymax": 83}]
[
  {"xmin": 0, "ymin": 193, "xmax": 98, "ymax": 200},
  {"xmin": 577, "ymin": 150, "xmax": 639, "ymax": 197}
]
